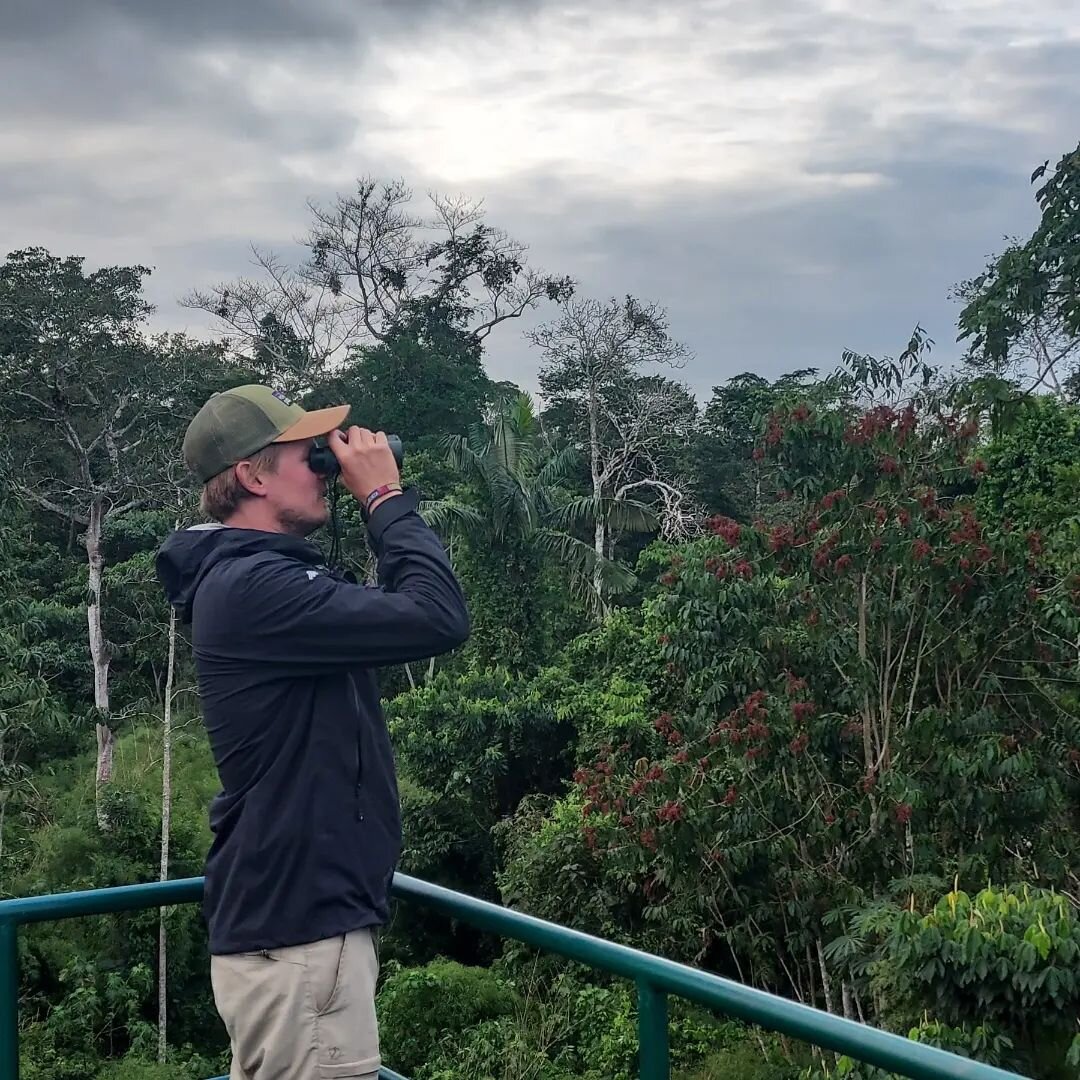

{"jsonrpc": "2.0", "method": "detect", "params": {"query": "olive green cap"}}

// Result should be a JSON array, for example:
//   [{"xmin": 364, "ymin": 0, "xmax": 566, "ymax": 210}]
[{"xmin": 183, "ymin": 384, "xmax": 350, "ymax": 483}]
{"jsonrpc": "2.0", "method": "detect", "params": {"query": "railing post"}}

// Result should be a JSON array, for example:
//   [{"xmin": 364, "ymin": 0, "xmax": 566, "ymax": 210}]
[
  {"xmin": 636, "ymin": 978, "xmax": 669, "ymax": 1080},
  {"xmin": 0, "ymin": 917, "xmax": 19, "ymax": 1080}
]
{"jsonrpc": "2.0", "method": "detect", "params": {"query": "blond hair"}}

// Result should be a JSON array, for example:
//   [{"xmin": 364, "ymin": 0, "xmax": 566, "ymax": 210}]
[{"xmin": 199, "ymin": 444, "xmax": 284, "ymax": 523}]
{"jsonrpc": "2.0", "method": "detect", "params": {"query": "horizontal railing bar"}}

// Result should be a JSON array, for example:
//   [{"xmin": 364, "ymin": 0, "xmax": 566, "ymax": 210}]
[
  {"xmin": 0, "ymin": 877, "xmax": 203, "ymax": 924},
  {"xmin": 0, "ymin": 874, "xmax": 1027, "ymax": 1080}
]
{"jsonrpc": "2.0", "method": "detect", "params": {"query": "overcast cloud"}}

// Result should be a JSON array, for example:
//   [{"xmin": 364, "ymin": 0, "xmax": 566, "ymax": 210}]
[{"xmin": 2, "ymin": 0, "xmax": 1077, "ymax": 399}]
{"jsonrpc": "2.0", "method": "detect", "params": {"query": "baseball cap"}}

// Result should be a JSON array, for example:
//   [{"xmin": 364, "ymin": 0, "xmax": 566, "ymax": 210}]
[{"xmin": 183, "ymin": 384, "xmax": 350, "ymax": 483}]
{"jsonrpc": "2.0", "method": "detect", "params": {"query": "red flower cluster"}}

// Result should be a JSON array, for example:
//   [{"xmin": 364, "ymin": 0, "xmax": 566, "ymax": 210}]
[
  {"xmin": 911, "ymin": 538, "xmax": 932, "ymax": 561},
  {"xmin": 765, "ymin": 411, "xmax": 785, "ymax": 446},
  {"xmin": 733, "ymin": 559, "xmax": 754, "ymax": 579},
  {"xmin": 708, "ymin": 516, "xmax": 742, "ymax": 546},
  {"xmin": 820, "ymin": 489, "xmax": 847, "ymax": 511},
  {"xmin": 657, "ymin": 800, "xmax": 684, "ymax": 823},
  {"xmin": 844, "ymin": 405, "xmax": 898, "ymax": 446},
  {"xmin": 722, "ymin": 785, "xmax": 738, "ymax": 806},
  {"xmin": 769, "ymin": 524, "xmax": 795, "ymax": 552},
  {"xmin": 835, "ymin": 554, "xmax": 853, "ymax": 573},
  {"xmin": 949, "ymin": 509, "xmax": 983, "ymax": 545},
  {"xmin": 785, "ymin": 671, "xmax": 808, "ymax": 695},
  {"xmin": 792, "ymin": 701, "xmax": 817, "ymax": 722},
  {"xmin": 893, "ymin": 803, "xmax": 913, "ymax": 824},
  {"xmin": 788, "ymin": 733, "xmax": 809, "ymax": 755},
  {"xmin": 791, "ymin": 403, "xmax": 811, "ymax": 422}
]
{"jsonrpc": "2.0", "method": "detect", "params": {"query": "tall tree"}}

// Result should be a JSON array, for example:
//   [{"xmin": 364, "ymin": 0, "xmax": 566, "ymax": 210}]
[
  {"xmin": 0, "ymin": 250, "xmax": 203, "ymax": 827},
  {"xmin": 184, "ymin": 178, "xmax": 574, "ymax": 377},
  {"xmin": 311, "ymin": 304, "xmax": 492, "ymax": 444},
  {"xmin": 531, "ymin": 296, "xmax": 699, "ymax": 603},
  {"xmin": 958, "ymin": 140, "xmax": 1080, "ymax": 394}
]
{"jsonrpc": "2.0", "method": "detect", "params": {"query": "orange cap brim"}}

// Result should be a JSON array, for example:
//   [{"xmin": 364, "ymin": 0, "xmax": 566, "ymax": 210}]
[{"xmin": 272, "ymin": 404, "xmax": 351, "ymax": 443}]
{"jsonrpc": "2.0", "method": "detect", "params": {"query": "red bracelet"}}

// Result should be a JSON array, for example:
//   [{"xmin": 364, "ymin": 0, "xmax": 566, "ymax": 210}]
[{"xmin": 365, "ymin": 483, "xmax": 401, "ymax": 508}]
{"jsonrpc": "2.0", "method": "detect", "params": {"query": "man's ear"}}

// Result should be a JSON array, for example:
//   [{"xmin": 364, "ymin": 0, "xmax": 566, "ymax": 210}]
[{"xmin": 233, "ymin": 460, "xmax": 267, "ymax": 498}]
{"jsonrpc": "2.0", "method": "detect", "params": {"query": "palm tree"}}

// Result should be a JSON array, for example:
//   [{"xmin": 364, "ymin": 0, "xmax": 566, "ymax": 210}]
[{"xmin": 422, "ymin": 393, "xmax": 656, "ymax": 618}]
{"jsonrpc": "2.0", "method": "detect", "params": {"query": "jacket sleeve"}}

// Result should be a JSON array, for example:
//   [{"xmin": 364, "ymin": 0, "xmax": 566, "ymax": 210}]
[{"xmin": 229, "ymin": 490, "xmax": 470, "ymax": 671}]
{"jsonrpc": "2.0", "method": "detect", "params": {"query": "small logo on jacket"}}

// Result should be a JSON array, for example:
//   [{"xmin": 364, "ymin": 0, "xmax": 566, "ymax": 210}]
[
  {"xmin": 306, "ymin": 570, "xmax": 319, "ymax": 581},
  {"xmin": 271, "ymin": 388, "xmax": 295, "ymax": 406}
]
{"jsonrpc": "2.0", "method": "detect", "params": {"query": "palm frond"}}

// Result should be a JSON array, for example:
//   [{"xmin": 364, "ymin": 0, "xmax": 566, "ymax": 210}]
[
  {"xmin": 547, "ymin": 495, "xmax": 657, "ymax": 535},
  {"xmin": 442, "ymin": 433, "xmax": 486, "ymax": 480},
  {"xmin": 535, "ymin": 444, "xmax": 581, "ymax": 489},
  {"xmin": 419, "ymin": 499, "xmax": 487, "ymax": 539},
  {"xmin": 533, "ymin": 528, "xmax": 638, "ymax": 598}
]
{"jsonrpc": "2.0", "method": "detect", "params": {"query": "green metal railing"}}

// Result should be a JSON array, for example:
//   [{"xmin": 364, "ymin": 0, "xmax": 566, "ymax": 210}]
[{"xmin": 0, "ymin": 874, "xmax": 1026, "ymax": 1080}]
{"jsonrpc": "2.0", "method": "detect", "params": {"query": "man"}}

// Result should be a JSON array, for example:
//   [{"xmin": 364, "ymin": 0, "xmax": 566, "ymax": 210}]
[{"xmin": 155, "ymin": 384, "xmax": 469, "ymax": 1079}]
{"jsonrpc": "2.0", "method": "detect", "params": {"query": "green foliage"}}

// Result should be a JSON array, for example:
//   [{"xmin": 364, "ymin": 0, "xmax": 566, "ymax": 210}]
[
  {"xmin": 501, "ymin": 342, "xmax": 1080, "ymax": 1079},
  {"xmin": 683, "ymin": 1035, "xmax": 802, "ymax": 1080},
  {"xmin": 693, "ymin": 369, "xmax": 848, "ymax": 520},
  {"xmin": 376, "ymin": 959, "xmax": 519, "ymax": 1076},
  {"xmin": 975, "ymin": 395, "xmax": 1080, "ymax": 567},
  {"xmin": 843, "ymin": 884, "xmax": 1080, "ymax": 1075},
  {"xmin": 320, "ymin": 319, "xmax": 492, "ymax": 444}
]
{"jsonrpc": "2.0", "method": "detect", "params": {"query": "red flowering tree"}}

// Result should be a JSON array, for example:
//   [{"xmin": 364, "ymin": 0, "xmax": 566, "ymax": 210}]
[{"xmin": 501, "ymin": 343, "xmax": 1080, "ymax": 1049}]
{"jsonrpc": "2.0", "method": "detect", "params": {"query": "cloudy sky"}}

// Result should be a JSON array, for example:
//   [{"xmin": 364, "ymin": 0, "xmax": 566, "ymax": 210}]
[{"xmin": 3, "ymin": 0, "xmax": 1078, "ymax": 400}]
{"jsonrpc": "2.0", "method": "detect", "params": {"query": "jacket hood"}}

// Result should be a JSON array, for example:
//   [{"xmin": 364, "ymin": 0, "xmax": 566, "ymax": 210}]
[{"xmin": 156, "ymin": 525, "xmax": 323, "ymax": 623}]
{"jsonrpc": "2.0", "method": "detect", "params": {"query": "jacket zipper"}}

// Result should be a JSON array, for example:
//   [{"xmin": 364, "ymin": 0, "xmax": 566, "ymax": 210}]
[{"xmin": 348, "ymin": 674, "xmax": 363, "ymax": 821}]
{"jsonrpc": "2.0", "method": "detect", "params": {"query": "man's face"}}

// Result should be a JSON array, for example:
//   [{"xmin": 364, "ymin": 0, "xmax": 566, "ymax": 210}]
[{"xmin": 260, "ymin": 437, "xmax": 329, "ymax": 537}]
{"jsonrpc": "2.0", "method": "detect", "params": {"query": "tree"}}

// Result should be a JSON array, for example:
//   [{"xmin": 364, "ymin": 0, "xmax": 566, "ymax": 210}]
[
  {"xmin": 184, "ymin": 178, "xmax": 574, "ymax": 375},
  {"xmin": 958, "ymin": 141, "xmax": 1080, "ymax": 393},
  {"xmin": 531, "ymin": 296, "xmax": 700, "ymax": 604},
  {"xmin": 694, "ymin": 369, "xmax": 847, "ymax": 519},
  {"xmin": 423, "ymin": 393, "xmax": 640, "ymax": 658},
  {"xmin": 312, "ymin": 309, "xmax": 492, "ymax": 444},
  {"xmin": 0, "ymin": 250, "xmax": 206, "ymax": 827}
]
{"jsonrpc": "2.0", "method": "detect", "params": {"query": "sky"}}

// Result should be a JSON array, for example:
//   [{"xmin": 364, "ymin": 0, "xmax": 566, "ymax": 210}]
[{"xmin": 2, "ymin": 0, "xmax": 1078, "ymax": 401}]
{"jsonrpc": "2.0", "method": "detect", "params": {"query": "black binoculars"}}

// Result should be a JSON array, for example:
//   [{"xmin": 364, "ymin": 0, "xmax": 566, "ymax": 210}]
[{"xmin": 307, "ymin": 434, "xmax": 403, "ymax": 477}]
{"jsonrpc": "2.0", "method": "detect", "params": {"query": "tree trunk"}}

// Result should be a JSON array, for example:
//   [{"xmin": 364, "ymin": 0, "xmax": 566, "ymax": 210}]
[
  {"xmin": 86, "ymin": 497, "xmax": 114, "ymax": 829},
  {"xmin": 593, "ymin": 517, "xmax": 606, "ymax": 607},
  {"xmin": 158, "ymin": 605, "xmax": 177, "ymax": 1064},
  {"xmin": 841, "ymin": 980, "xmax": 856, "ymax": 1021},
  {"xmin": 587, "ymin": 379, "xmax": 607, "ymax": 614},
  {"xmin": 815, "ymin": 938, "xmax": 836, "ymax": 1014}
]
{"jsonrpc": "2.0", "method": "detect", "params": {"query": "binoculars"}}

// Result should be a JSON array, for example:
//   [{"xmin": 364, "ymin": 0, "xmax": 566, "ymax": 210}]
[{"xmin": 307, "ymin": 434, "xmax": 403, "ymax": 477}]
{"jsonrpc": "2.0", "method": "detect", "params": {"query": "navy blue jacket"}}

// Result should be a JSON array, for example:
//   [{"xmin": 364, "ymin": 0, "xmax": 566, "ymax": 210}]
[{"xmin": 155, "ymin": 490, "xmax": 469, "ymax": 954}]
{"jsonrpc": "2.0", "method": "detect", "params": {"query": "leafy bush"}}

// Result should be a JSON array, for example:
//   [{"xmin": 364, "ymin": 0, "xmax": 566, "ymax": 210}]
[{"xmin": 376, "ymin": 959, "xmax": 518, "ymax": 1075}]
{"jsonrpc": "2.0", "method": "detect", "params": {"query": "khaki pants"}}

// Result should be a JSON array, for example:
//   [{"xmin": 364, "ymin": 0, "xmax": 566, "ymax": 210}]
[{"xmin": 211, "ymin": 927, "xmax": 381, "ymax": 1079}]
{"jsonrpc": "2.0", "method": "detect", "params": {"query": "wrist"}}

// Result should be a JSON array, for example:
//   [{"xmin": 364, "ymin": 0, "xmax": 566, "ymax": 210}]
[{"xmin": 365, "ymin": 489, "xmax": 403, "ymax": 517}]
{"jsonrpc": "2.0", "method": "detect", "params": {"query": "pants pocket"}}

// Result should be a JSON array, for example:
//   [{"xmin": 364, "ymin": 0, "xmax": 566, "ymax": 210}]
[
  {"xmin": 307, "ymin": 933, "xmax": 348, "ymax": 1016},
  {"xmin": 315, "ymin": 929, "xmax": 380, "ymax": 1077}
]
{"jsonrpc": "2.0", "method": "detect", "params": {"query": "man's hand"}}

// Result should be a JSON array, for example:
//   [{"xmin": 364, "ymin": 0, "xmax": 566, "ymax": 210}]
[{"xmin": 328, "ymin": 427, "xmax": 402, "ymax": 513}]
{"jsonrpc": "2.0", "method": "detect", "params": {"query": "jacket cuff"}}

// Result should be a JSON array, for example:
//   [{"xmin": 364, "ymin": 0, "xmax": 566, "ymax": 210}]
[{"xmin": 365, "ymin": 487, "xmax": 420, "ymax": 546}]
